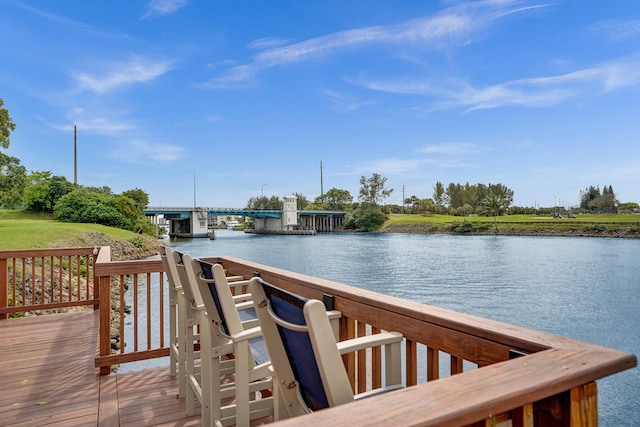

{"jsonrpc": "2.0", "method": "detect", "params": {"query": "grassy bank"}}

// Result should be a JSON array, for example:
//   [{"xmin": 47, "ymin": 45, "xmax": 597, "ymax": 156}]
[
  {"xmin": 0, "ymin": 210, "xmax": 160, "ymax": 258},
  {"xmin": 381, "ymin": 213, "xmax": 640, "ymax": 238}
]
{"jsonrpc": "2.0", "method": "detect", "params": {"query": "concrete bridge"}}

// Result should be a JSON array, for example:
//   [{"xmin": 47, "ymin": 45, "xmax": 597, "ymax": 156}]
[{"xmin": 143, "ymin": 196, "xmax": 347, "ymax": 238}]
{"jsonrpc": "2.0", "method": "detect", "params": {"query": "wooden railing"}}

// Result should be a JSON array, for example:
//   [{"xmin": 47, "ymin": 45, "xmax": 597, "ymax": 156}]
[
  {"xmin": 94, "ymin": 246, "xmax": 167, "ymax": 374},
  {"xmin": 0, "ymin": 247, "xmax": 99, "ymax": 319},
  {"xmin": 4, "ymin": 247, "xmax": 635, "ymax": 425}
]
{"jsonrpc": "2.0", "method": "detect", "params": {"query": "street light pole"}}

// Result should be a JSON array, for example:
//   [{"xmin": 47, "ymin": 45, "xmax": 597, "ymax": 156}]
[
  {"xmin": 261, "ymin": 184, "xmax": 267, "ymax": 197},
  {"xmin": 189, "ymin": 170, "xmax": 196, "ymax": 208}
]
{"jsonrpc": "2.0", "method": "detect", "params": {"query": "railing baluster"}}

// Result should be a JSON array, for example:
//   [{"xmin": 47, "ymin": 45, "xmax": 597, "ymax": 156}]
[
  {"xmin": 372, "ymin": 326, "xmax": 381, "ymax": 389},
  {"xmin": 147, "ymin": 272, "xmax": 152, "ymax": 350},
  {"xmin": 451, "ymin": 355, "xmax": 463, "ymax": 375},
  {"xmin": 40, "ymin": 256, "xmax": 45, "ymax": 304},
  {"xmin": 119, "ymin": 276, "xmax": 126, "ymax": 354},
  {"xmin": 341, "ymin": 316, "xmax": 356, "ymax": 391},
  {"xmin": 427, "ymin": 346, "xmax": 439, "ymax": 381},
  {"xmin": 133, "ymin": 274, "xmax": 139, "ymax": 352},
  {"xmin": 30, "ymin": 257, "xmax": 35, "ymax": 305},
  {"xmin": 67, "ymin": 255, "xmax": 72, "ymax": 302},
  {"xmin": 357, "ymin": 320, "xmax": 366, "ymax": 393},
  {"xmin": 159, "ymin": 271, "xmax": 165, "ymax": 348},
  {"xmin": 405, "ymin": 339, "xmax": 417, "ymax": 386}
]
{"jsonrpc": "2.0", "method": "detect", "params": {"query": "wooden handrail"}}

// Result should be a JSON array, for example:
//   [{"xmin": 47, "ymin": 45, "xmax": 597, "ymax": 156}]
[
  {"xmin": 5, "ymin": 246, "xmax": 634, "ymax": 425},
  {"xmin": 0, "ymin": 247, "xmax": 99, "ymax": 319}
]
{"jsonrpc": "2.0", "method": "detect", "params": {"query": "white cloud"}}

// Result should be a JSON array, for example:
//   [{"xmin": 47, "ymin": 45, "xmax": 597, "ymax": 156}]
[
  {"xmin": 354, "ymin": 158, "xmax": 434, "ymax": 175},
  {"xmin": 111, "ymin": 140, "xmax": 184, "ymax": 163},
  {"xmin": 358, "ymin": 53, "xmax": 640, "ymax": 111},
  {"xmin": 420, "ymin": 142, "xmax": 487, "ymax": 155},
  {"xmin": 248, "ymin": 37, "xmax": 292, "ymax": 50},
  {"xmin": 204, "ymin": 0, "xmax": 549, "ymax": 88},
  {"xmin": 591, "ymin": 19, "xmax": 640, "ymax": 42},
  {"xmin": 143, "ymin": 0, "xmax": 188, "ymax": 19},
  {"xmin": 51, "ymin": 108, "xmax": 136, "ymax": 135},
  {"xmin": 73, "ymin": 55, "xmax": 174, "ymax": 93}
]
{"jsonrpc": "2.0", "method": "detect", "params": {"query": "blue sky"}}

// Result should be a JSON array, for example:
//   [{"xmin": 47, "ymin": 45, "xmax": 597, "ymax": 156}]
[{"xmin": 2, "ymin": 0, "xmax": 639, "ymax": 209}]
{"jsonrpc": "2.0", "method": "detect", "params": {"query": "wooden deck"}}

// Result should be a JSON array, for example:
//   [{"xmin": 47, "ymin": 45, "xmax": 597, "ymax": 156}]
[{"xmin": 0, "ymin": 311, "xmax": 200, "ymax": 427}]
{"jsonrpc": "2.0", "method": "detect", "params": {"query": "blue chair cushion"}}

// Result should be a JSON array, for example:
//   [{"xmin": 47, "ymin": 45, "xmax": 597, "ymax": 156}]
[
  {"xmin": 198, "ymin": 260, "xmax": 229, "ymax": 335},
  {"xmin": 261, "ymin": 280, "xmax": 329, "ymax": 411}
]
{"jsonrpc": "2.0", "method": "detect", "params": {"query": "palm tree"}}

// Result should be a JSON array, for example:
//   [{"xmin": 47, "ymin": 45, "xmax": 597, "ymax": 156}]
[{"xmin": 481, "ymin": 193, "xmax": 509, "ymax": 232}]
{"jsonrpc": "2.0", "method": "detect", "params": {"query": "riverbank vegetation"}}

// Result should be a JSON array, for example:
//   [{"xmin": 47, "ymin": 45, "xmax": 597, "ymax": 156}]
[{"xmin": 381, "ymin": 213, "xmax": 640, "ymax": 238}]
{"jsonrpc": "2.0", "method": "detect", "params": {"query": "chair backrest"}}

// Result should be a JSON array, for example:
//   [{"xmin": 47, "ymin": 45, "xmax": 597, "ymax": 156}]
[
  {"xmin": 159, "ymin": 245, "xmax": 181, "ymax": 291},
  {"xmin": 250, "ymin": 278, "xmax": 353, "ymax": 414},
  {"xmin": 174, "ymin": 251, "xmax": 203, "ymax": 308},
  {"xmin": 192, "ymin": 259, "xmax": 244, "ymax": 337}
]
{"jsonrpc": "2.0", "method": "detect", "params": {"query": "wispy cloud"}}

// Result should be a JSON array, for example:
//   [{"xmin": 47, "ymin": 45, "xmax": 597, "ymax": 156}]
[
  {"xmin": 360, "ymin": 53, "xmax": 640, "ymax": 111},
  {"xmin": 351, "ymin": 158, "xmax": 434, "ymax": 176},
  {"xmin": 248, "ymin": 37, "xmax": 292, "ymax": 50},
  {"xmin": 13, "ymin": 2, "xmax": 128, "ymax": 38},
  {"xmin": 111, "ymin": 140, "xmax": 184, "ymax": 163},
  {"xmin": 142, "ymin": 0, "xmax": 188, "ymax": 19},
  {"xmin": 72, "ymin": 55, "xmax": 174, "ymax": 93},
  {"xmin": 51, "ymin": 107, "xmax": 136, "ymax": 135},
  {"xmin": 420, "ymin": 142, "xmax": 488, "ymax": 154},
  {"xmin": 320, "ymin": 88, "xmax": 376, "ymax": 112},
  {"xmin": 590, "ymin": 19, "xmax": 640, "ymax": 42},
  {"xmin": 203, "ymin": 0, "xmax": 549, "ymax": 88}
]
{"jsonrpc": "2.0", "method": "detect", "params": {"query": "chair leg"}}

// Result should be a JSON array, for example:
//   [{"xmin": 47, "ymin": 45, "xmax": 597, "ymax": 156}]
[
  {"xmin": 185, "ymin": 321, "xmax": 198, "ymax": 416},
  {"xmin": 200, "ymin": 319, "xmax": 213, "ymax": 427},
  {"xmin": 176, "ymin": 296, "xmax": 187, "ymax": 398},
  {"xmin": 234, "ymin": 342, "xmax": 251, "ymax": 427}
]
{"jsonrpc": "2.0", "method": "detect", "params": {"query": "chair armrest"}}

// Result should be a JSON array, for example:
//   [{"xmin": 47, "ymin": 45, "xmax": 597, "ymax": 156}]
[
  {"xmin": 232, "ymin": 325, "xmax": 263, "ymax": 342},
  {"xmin": 326, "ymin": 310, "xmax": 341, "ymax": 320},
  {"xmin": 353, "ymin": 384, "xmax": 404, "ymax": 400},
  {"xmin": 336, "ymin": 331, "xmax": 403, "ymax": 355}
]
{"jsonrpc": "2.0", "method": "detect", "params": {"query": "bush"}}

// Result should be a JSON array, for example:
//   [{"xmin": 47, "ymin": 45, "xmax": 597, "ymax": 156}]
[
  {"xmin": 451, "ymin": 220, "xmax": 474, "ymax": 233},
  {"xmin": 54, "ymin": 189, "xmax": 126, "ymax": 227},
  {"xmin": 344, "ymin": 206, "xmax": 385, "ymax": 231}
]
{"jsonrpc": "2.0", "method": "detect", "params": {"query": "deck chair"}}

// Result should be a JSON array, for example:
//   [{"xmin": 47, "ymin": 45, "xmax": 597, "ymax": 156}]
[
  {"xmin": 159, "ymin": 244, "xmax": 187, "ymax": 398},
  {"xmin": 172, "ymin": 250, "xmax": 213, "ymax": 421},
  {"xmin": 249, "ymin": 277, "xmax": 404, "ymax": 420},
  {"xmin": 185, "ymin": 256, "xmax": 274, "ymax": 427}
]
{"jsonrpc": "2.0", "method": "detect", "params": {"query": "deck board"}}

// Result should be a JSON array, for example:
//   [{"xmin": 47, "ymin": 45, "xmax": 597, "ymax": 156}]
[{"xmin": 0, "ymin": 311, "xmax": 202, "ymax": 427}]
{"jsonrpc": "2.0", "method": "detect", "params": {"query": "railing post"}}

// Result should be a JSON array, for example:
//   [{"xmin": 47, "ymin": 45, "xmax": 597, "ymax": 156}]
[
  {"xmin": 99, "ymin": 274, "xmax": 112, "ymax": 375},
  {"xmin": 0, "ymin": 258, "xmax": 7, "ymax": 320},
  {"xmin": 97, "ymin": 246, "xmax": 113, "ymax": 375},
  {"xmin": 93, "ymin": 252, "xmax": 100, "ymax": 311}
]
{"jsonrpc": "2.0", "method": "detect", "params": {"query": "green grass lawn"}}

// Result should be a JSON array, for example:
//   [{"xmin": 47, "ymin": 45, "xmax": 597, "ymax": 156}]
[
  {"xmin": 0, "ymin": 209, "xmax": 145, "ymax": 250},
  {"xmin": 381, "ymin": 213, "xmax": 640, "ymax": 236},
  {"xmin": 384, "ymin": 213, "xmax": 640, "ymax": 226}
]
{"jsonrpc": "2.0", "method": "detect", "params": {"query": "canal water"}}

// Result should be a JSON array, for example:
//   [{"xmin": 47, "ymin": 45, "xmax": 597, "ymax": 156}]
[{"xmin": 151, "ymin": 230, "xmax": 640, "ymax": 425}]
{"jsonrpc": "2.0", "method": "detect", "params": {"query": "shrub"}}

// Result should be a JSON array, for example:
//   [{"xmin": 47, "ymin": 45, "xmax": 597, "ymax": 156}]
[{"xmin": 344, "ymin": 205, "xmax": 385, "ymax": 231}]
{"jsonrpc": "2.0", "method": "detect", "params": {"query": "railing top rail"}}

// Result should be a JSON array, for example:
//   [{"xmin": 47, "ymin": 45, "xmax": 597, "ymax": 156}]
[
  {"xmin": 270, "ymin": 347, "xmax": 636, "ymax": 427},
  {"xmin": 0, "ymin": 247, "xmax": 98, "ymax": 259},
  {"xmin": 210, "ymin": 256, "xmax": 638, "ymax": 358}
]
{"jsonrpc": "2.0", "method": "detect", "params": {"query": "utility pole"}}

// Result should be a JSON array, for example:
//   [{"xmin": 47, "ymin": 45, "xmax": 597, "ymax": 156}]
[
  {"xmin": 74, "ymin": 125, "xmax": 77, "ymax": 185},
  {"xmin": 402, "ymin": 185, "xmax": 405, "ymax": 214},
  {"xmin": 320, "ymin": 160, "xmax": 324, "ymax": 197}
]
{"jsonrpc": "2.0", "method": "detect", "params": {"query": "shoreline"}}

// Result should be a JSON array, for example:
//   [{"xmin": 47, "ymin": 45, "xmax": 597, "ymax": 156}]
[{"xmin": 380, "ymin": 224, "xmax": 640, "ymax": 239}]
